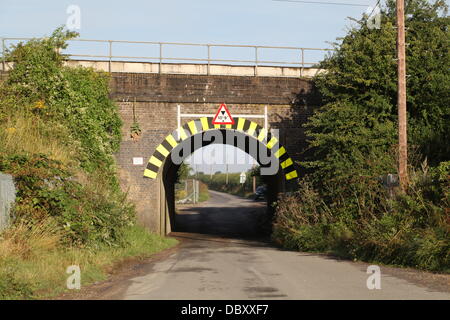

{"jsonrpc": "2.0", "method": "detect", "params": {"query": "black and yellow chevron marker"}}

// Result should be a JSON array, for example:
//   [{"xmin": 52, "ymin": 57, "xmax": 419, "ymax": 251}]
[
  {"xmin": 143, "ymin": 133, "xmax": 179, "ymax": 179},
  {"xmin": 247, "ymin": 121, "xmax": 258, "ymax": 137},
  {"xmin": 144, "ymin": 117, "xmax": 299, "ymax": 181},
  {"xmin": 177, "ymin": 126, "xmax": 188, "ymax": 141},
  {"xmin": 187, "ymin": 120, "xmax": 202, "ymax": 135},
  {"xmin": 285, "ymin": 169, "xmax": 298, "ymax": 180},
  {"xmin": 200, "ymin": 117, "xmax": 210, "ymax": 131},
  {"xmin": 236, "ymin": 117, "xmax": 246, "ymax": 132},
  {"xmin": 281, "ymin": 157, "xmax": 293, "ymax": 169}
]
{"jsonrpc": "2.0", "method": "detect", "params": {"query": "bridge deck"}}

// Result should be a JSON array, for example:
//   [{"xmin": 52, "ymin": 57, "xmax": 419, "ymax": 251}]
[{"xmin": 1, "ymin": 60, "xmax": 323, "ymax": 78}]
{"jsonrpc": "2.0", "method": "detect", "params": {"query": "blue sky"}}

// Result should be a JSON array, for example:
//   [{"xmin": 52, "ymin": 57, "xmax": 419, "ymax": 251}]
[
  {"xmin": 0, "ymin": 0, "xmax": 376, "ymax": 173},
  {"xmin": 1, "ymin": 0, "xmax": 371, "ymax": 43},
  {"xmin": 1, "ymin": 0, "xmax": 375, "ymax": 65}
]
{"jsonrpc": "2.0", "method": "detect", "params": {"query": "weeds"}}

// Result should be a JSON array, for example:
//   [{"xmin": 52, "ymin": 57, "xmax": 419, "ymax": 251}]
[
  {"xmin": 0, "ymin": 223, "xmax": 176, "ymax": 299},
  {"xmin": 273, "ymin": 162, "xmax": 450, "ymax": 272},
  {"xmin": 0, "ymin": 29, "xmax": 177, "ymax": 299}
]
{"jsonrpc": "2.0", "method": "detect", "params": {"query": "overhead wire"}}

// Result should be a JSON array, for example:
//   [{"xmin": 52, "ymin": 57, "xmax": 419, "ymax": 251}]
[{"xmin": 272, "ymin": 0, "xmax": 369, "ymax": 7}]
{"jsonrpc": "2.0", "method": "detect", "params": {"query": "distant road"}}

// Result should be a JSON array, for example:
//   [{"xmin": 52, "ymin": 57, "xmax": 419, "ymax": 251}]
[{"xmin": 74, "ymin": 190, "xmax": 450, "ymax": 300}]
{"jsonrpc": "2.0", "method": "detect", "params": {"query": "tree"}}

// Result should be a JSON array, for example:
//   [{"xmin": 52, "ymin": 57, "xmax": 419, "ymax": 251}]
[
  {"xmin": 3, "ymin": 27, "xmax": 123, "ymax": 171},
  {"xmin": 306, "ymin": 0, "xmax": 449, "ymax": 189},
  {"xmin": 273, "ymin": 0, "xmax": 450, "ymax": 272}
]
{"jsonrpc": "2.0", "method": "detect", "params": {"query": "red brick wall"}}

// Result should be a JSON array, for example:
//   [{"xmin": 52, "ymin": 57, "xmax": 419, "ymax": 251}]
[{"xmin": 110, "ymin": 73, "xmax": 319, "ymax": 232}]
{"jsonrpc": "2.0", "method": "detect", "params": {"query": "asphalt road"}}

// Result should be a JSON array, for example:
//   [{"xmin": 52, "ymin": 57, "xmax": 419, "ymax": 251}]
[
  {"xmin": 173, "ymin": 190, "xmax": 269, "ymax": 239},
  {"xmin": 87, "ymin": 191, "xmax": 450, "ymax": 300}
]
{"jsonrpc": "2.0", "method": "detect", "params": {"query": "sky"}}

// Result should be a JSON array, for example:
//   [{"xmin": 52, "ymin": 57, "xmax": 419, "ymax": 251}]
[
  {"xmin": 0, "ymin": 0, "xmax": 372, "ymax": 42},
  {"xmin": 0, "ymin": 0, "xmax": 378, "ymax": 173},
  {"xmin": 0, "ymin": 0, "xmax": 376, "ymax": 65},
  {"xmin": 185, "ymin": 144, "xmax": 258, "ymax": 174}
]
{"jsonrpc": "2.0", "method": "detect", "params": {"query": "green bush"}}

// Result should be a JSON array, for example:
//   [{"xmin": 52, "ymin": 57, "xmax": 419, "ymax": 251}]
[
  {"xmin": 0, "ymin": 28, "xmax": 134, "ymax": 247},
  {"xmin": 0, "ymin": 263, "xmax": 34, "ymax": 300},
  {"xmin": 3, "ymin": 27, "xmax": 122, "ymax": 171},
  {"xmin": 0, "ymin": 27, "xmax": 178, "ymax": 299},
  {"xmin": 0, "ymin": 154, "xmax": 134, "ymax": 247},
  {"xmin": 274, "ymin": 163, "xmax": 450, "ymax": 272},
  {"xmin": 273, "ymin": 0, "xmax": 449, "ymax": 272},
  {"xmin": 59, "ymin": 67, "xmax": 122, "ymax": 170}
]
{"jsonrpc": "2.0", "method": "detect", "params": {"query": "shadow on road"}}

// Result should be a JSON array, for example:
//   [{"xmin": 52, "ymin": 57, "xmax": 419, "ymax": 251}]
[{"xmin": 173, "ymin": 191, "xmax": 271, "ymax": 241}]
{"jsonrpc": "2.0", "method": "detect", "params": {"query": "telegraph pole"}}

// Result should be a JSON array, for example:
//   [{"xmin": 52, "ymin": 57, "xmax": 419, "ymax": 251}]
[{"xmin": 397, "ymin": 0, "xmax": 408, "ymax": 191}]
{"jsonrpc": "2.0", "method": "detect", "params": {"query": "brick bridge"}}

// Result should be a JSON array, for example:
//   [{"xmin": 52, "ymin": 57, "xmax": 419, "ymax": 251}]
[
  {"xmin": 90, "ymin": 61, "xmax": 320, "ymax": 234},
  {"xmin": 1, "ymin": 58, "xmax": 322, "ymax": 235}
]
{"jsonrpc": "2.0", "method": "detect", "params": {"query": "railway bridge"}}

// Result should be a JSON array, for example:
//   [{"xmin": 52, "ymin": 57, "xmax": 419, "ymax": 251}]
[{"xmin": 1, "ymin": 38, "xmax": 327, "ymax": 234}]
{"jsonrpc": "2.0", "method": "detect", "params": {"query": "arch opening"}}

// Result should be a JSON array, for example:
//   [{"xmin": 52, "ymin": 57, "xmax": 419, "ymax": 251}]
[{"xmin": 144, "ymin": 117, "xmax": 298, "ymax": 236}]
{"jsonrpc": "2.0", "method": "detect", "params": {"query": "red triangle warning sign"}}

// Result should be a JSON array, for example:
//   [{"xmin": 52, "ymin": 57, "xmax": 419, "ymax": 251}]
[{"xmin": 212, "ymin": 103, "xmax": 235, "ymax": 125}]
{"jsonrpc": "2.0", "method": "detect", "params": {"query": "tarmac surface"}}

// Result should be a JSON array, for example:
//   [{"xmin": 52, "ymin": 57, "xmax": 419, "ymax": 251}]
[
  {"xmin": 61, "ymin": 191, "xmax": 450, "ymax": 300},
  {"xmin": 117, "ymin": 191, "xmax": 450, "ymax": 300}
]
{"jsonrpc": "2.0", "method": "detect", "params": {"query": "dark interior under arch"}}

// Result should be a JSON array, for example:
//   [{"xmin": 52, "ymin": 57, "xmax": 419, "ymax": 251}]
[{"xmin": 158, "ymin": 129, "xmax": 291, "ymax": 237}]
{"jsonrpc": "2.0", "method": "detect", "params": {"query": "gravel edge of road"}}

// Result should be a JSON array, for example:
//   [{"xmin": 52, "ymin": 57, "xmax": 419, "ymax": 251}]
[{"xmin": 53, "ymin": 242, "xmax": 182, "ymax": 300}]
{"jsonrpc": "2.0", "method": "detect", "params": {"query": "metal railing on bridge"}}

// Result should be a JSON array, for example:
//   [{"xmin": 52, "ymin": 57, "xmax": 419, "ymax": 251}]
[{"xmin": 1, "ymin": 37, "xmax": 333, "ymax": 76}]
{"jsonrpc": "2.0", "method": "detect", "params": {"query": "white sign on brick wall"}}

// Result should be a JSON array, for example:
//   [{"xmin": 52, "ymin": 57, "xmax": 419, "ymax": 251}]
[{"xmin": 132, "ymin": 157, "xmax": 144, "ymax": 165}]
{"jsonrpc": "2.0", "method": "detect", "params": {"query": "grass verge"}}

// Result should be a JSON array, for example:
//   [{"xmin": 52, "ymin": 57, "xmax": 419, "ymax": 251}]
[{"xmin": 0, "ymin": 222, "xmax": 177, "ymax": 299}]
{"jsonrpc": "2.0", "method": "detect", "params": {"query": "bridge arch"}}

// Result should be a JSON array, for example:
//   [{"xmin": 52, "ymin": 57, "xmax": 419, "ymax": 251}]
[
  {"xmin": 144, "ymin": 117, "xmax": 298, "ymax": 181},
  {"xmin": 142, "ymin": 117, "xmax": 298, "ymax": 234}
]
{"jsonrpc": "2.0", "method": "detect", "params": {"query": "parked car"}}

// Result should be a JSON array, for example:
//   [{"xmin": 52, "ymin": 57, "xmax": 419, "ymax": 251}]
[{"xmin": 254, "ymin": 185, "xmax": 267, "ymax": 200}]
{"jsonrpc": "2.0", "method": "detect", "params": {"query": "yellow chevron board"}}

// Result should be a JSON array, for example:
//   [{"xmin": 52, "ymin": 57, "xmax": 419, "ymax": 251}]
[
  {"xmin": 280, "ymin": 157, "xmax": 293, "ymax": 169},
  {"xmin": 213, "ymin": 117, "xmax": 296, "ymax": 180},
  {"xmin": 173, "ymin": 119, "xmax": 205, "ymax": 141},
  {"xmin": 247, "ymin": 121, "xmax": 258, "ymax": 137},
  {"xmin": 175, "ymin": 126, "xmax": 188, "ymax": 141},
  {"xmin": 200, "ymin": 117, "xmax": 210, "ymax": 131},
  {"xmin": 145, "ymin": 131, "xmax": 182, "ymax": 176},
  {"xmin": 143, "ymin": 117, "xmax": 299, "ymax": 181},
  {"xmin": 165, "ymin": 134, "xmax": 178, "ymax": 148},
  {"xmin": 264, "ymin": 130, "xmax": 279, "ymax": 153},
  {"xmin": 186, "ymin": 119, "xmax": 205, "ymax": 136},
  {"xmin": 253, "ymin": 127, "xmax": 296, "ymax": 178},
  {"xmin": 273, "ymin": 144, "xmax": 294, "ymax": 171},
  {"xmin": 285, "ymin": 170, "xmax": 298, "ymax": 180},
  {"xmin": 240, "ymin": 120, "xmax": 297, "ymax": 180},
  {"xmin": 175, "ymin": 120, "xmax": 202, "ymax": 141},
  {"xmin": 198, "ymin": 117, "xmax": 243, "ymax": 131},
  {"xmin": 256, "ymin": 127, "xmax": 296, "ymax": 176},
  {"xmin": 247, "ymin": 121, "xmax": 271, "ymax": 144},
  {"xmin": 236, "ymin": 117, "xmax": 246, "ymax": 131},
  {"xmin": 144, "ymin": 146, "xmax": 171, "ymax": 179},
  {"xmin": 143, "ymin": 168, "xmax": 157, "ymax": 179},
  {"xmin": 145, "ymin": 156, "xmax": 160, "ymax": 178},
  {"xmin": 187, "ymin": 120, "xmax": 198, "ymax": 135},
  {"xmin": 274, "ymin": 145, "xmax": 286, "ymax": 159}
]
